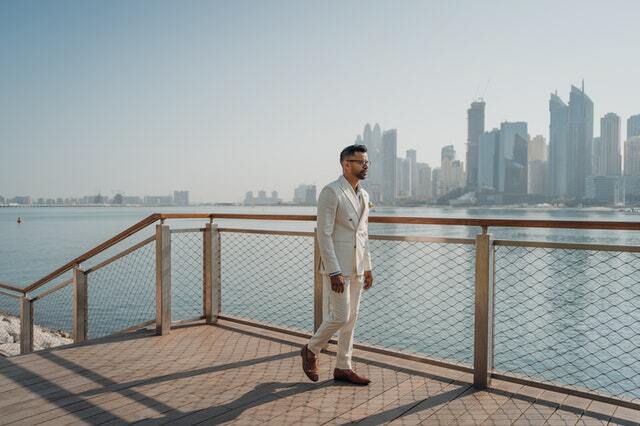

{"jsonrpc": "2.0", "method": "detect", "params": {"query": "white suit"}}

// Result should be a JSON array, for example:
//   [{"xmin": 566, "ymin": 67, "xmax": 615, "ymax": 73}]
[{"xmin": 308, "ymin": 175, "xmax": 372, "ymax": 370}]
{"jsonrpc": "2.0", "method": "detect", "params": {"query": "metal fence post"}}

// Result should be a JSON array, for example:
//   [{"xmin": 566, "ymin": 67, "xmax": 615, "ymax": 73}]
[
  {"xmin": 73, "ymin": 267, "xmax": 88, "ymax": 342},
  {"xmin": 313, "ymin": 229, "xmax": 323, "ymax": 332},
  {"xmin": 20, "ymin": 296, "xmax": 33, "ymax": 354},
  {"xmin": 156, "ymin": 224, "xmax": 172, "ymax": 335},
  {"xmin": 204, "ymin": 223, "xmax": 221, "ymax": 324},
  {"xmin": 474, "ymin": 231, "xmax": 494, "ymax": 389}
]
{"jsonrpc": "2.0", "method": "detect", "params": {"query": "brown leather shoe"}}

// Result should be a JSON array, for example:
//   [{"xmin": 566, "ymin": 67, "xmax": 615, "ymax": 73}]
[
  {"xmin": 300, "ymin": 345, "xmax": 319, "ymax": 382},
  {"xmin": 333, "ymin": 368, "xmax": 371, "ymax": 386}
]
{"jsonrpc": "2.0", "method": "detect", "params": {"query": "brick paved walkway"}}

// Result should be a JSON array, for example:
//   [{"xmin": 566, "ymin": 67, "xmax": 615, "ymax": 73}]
[{"xmin": 0, "ymin": 319, "xmax": 638, "ymax": 425}]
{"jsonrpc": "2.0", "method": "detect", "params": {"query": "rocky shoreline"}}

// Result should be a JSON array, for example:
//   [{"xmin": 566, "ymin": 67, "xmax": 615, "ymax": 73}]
[{"xmin": 0, "ymin": 312, "xmax": 73, "ymax": 357}]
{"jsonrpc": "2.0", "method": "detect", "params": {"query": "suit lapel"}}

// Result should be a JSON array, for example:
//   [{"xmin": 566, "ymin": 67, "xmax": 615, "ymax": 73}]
[
  {"xmin": 357, "ymin": 191, "xmax": 368, "ymax": 228},
  {"xmin": 339, "ymin": 178, "xmax": 360, "ymax": 218}
]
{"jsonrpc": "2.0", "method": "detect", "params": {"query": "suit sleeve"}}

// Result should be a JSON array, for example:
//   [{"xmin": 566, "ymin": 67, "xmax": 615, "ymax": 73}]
[
  {"xmin": 364, "ymin": 238, "xmax": 372, "ymax": 271},
  {"xmin": 316, "ymin": 186, "xmax": 342, "ymax": 275},
  {"xmin": 364, "ymin": 209, "xmax": 373, "ymax": 272}
]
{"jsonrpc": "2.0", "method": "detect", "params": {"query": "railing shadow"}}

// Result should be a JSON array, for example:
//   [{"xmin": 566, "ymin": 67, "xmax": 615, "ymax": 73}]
[
  {"xmin": 2, "ymin": 322, "xmax": 639, "ymax": 425},
  {"xmin": 0, "ymin": 338, "xmax": 301, "ymax": 424},
  {"xmin": 0, "ymin": 357, "xmax": 127, "ymax": 425},
  {"xmin": 76, "ymin": 350, "xmax": 300, "ymax": 397},
  {"xmin": 154, "ymin": 381, "xmax": 334, "ymax": 425}
]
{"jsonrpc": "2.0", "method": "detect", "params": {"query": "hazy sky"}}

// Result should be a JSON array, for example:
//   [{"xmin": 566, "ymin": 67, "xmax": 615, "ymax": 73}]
[{"xmin": 1, "ymin": 0, "xmax": 639, "ymax": 202}]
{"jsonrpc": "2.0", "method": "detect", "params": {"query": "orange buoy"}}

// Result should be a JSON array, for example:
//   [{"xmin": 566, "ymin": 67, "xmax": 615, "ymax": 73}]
[{"xmin": 17, "ymin": 217, "xmax": 22, "ymax": 224}]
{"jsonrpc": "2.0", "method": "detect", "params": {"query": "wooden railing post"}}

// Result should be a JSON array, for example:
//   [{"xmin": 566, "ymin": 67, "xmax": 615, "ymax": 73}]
[
  {"xmin": 20, "ymin": 296, "xmax": 33, "ymax": 354},
  {"xmin": 73, "ymin": 267, "xmax": 88, "ymax": 342},
  {"xmin": 156, "ymin": 224, "xmax": 172, "ymax": 335},
  {"xmin": 203, "ymin": 223, "xmax": 221, "ymax": 324},
  {"xmin": 313, "ymin": 229, "xmax": 323, "ymax": 332},
  {"xmin": 474, "ymin": 232, "xmax": 495, "ymax": 389}
]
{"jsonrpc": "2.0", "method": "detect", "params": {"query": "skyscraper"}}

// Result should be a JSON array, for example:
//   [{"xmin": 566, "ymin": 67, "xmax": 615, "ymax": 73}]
[
  {"xmin": 466, "ymin": 100, "xmax": 485, "ymax": 189},
  {"xmin": 406, "ymin": 149, "xmax": 417, "ymax": 196},
  {"xmin": 438, "ymin": 145, "xmax": 465, "ymax": 195},
  {"xmin": 382, "ymin": 129, "xmax": 397, "ymax": 204},
  {"xmin": 528, "ymin": 135, "xmax": 548, "ymax": 195},
  {"xmin": 478, "ymin": 129, "xmax": 500, "ymax": 191},
  {"xmin": 498, "ymin": 122, "xmax": 528, "ymax": 194},
  {"xmin": 371, "ymin": 123, "xmax": 383, "ymax": 194},
  {"xmin": 173, "ymin": 190, "xmax": 190, "ymax": 206},
  {"xmin": 451, "ymin": 160, "xmax": 465, "ymax": 189},
  {"xmin": 293, "ymin": 184, "xmax": 317, "ymax": 205},
  {"xmin": 360, "ymin": 124, "xmax": 372, "ymax": 187},
  {"xmin": 440, "ymin": 145, "xmax": 456, "ymax": 195},
  {"xmin": 528, "ymin": 135, "xmax": 548, "ymax": 162},
  {"xmin": 600, "ymin": 113, "xmax": 621, "ymax": 176},
  {"xmin": 529, "ymin": 161, "xmax": 548, "ymax": 195},
  {"xmin": 567, "ymin": 83, "xmax": 594, "ymax": 198},
  {"xmin": 372, "ymin": 123, "xmax": 382, "ymax": 153},
  {"xmin": 358, "ymin": 123, "xmax": 382, "ymax": 201},
  {"xmin": 431, "ymin": 168, "xmax": 441, "ymax": 199},
  {"xmin": 549, "ymin": 92, "xmax": 569, "ymax": 197},
  {"xmin": 442, "ymin": 145, "xmax": 455, "ymax": 162},
  {"xmin": 403, "ymin": 158, "xmax": 413, "ymax": 196},
  {"xmin": 625, "ymin": 136, "xmax": 640, "ymax": 176},
  {"xmin": 415, "ymin": 162, "xmax": 432, "ymax": 199},
  {"xmin": 363, "ymin": 123, "xmax": 372, "ymax": 146},
  {"xmin": 624, "ymin": 136, "xmax": 640, "ymax": 203},
  {"xmin": 592, "ymin": 137, "xmax": 605, "ymax": 176},
  {"xmin": 627, "ymin": 114, "xmax": 640, "ymax": 140}
]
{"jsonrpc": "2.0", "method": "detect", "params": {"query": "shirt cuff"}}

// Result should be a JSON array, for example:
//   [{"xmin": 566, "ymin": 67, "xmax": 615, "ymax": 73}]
[{"xmin": 329, "ymin": 271, "xmax": 342, "ymax": 277}]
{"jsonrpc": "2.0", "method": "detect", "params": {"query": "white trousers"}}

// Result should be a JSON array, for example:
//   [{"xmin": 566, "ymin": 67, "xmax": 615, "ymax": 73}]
[{"xmin": 307, "ymin": 274, "xmax": 364, "ymax": 370}]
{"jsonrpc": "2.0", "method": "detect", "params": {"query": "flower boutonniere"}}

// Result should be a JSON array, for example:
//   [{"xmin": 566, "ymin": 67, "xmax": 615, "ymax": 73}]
[{"xmin": 368, "ymin": 201, "xmax": 374, "ymax": 209}]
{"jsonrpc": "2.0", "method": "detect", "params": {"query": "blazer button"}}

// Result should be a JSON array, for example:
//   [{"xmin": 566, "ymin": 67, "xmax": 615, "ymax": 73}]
[{"xmin": 354, "ymin": 245, "xmax": 356, "ymax": 248}]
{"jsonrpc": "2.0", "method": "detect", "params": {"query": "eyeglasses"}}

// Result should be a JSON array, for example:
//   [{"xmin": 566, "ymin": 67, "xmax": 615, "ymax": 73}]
[{"xmin": 346, "ymin": 160, "xmax": 371, "ymax": 167}]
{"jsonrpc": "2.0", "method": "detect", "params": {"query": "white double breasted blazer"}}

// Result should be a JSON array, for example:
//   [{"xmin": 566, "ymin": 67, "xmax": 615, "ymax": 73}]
[{"xmin": 316, "ymin": 175, "xmax": 373, "ymax": 276}]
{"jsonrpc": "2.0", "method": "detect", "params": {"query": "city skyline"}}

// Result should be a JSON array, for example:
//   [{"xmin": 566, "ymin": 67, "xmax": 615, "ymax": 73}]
[
  {"xmin": 2, "ymin": 1, "xmax": 640, "ymax": 202},
  {"xmin": 4, "ymin": 77, "xmax": 639, "ymax": 206},
  {"xmin": 4, "ymin": 81, "xmax": 639, "ymax": 206}
]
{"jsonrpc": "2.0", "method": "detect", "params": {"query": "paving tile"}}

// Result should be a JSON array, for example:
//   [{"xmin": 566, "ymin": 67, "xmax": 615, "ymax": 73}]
[{"xmin": 0, "ymin": 320, "xmax": 639, "ymax": 426}]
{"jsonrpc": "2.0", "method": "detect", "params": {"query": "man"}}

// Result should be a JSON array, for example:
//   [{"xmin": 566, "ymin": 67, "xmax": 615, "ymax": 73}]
[{"xmin": 301, "ymin": 144, "xmax": 374, "ymax": 385}]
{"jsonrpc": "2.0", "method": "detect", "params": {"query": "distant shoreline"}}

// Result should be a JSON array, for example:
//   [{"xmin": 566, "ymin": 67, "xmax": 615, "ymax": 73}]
[{"xmin": 0, "ymin": 204, "xmax": 633, "ymax": 212}]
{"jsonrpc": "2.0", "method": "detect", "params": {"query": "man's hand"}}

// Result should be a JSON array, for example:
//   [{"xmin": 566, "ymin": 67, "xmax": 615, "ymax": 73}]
[
  {"xmin": 364, "ymin": 270, "xmax": 374, "ymax": 290},
  {"xmin": 330, "ymin": 274, "xmax": 345, "ymax": 293}
]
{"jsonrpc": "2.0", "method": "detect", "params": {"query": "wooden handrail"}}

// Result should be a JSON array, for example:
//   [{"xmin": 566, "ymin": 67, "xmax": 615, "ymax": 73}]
[
  {"xmin": 18, "ymin": 212, "xmax": 640, "ymax": 295},
  {"xmin": 159, "ymin": 213, "xmax": 640, "ymax": 231},
  {"xmin": 369, "ymin": 216, "xmax": 640, "ymax": 230},
  {"xmin": 159, "ymin": 213, "xmax": 318, "ymax": 221},
  {"xmin": 0, "ymin": 281, "xmax": 24, "ymax": 294},
  {"xmin": 23, "ymin": 214, "xmax": 161, "ymax": 294}
]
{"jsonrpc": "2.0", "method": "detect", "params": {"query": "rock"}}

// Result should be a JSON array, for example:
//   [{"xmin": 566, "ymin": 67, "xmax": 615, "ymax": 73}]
[
  {"xmin": 0, "ymin": 313, "xmax": 73, "ymax": 356},
  {"xmin": 0, "ymin": 328, "xmax": 12, "ymax": 344},
  {"xmin": 0, "ymin": 343, "xmax": 19, "ymax": 357}
]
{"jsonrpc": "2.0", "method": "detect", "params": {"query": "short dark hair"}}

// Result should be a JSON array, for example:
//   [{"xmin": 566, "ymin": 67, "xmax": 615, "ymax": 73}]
[{"xmin": 340, "ymin": 144, "xmax": 368, "ymax": 162}]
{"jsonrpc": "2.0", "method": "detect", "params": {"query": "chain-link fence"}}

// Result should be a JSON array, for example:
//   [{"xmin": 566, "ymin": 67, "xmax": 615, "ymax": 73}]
[
  {"xmin": 0, "ymin": 291, "xmax": 22, "ymax": 357},
  {"xmin": 171, "ymin": 230, "xmax": 205, "ymax": 321},
  {"xmin": 220, "ymin": 230, "xmax": 314, "ymax": 332},
  {"xmin": 8, "ymin": 216, "xmax": 640, "ymax": 408},
  {"xmin": 218, "ymin": 230, "xmax": 476, "ymax": 366},
  {"xmin": 32, "ymin": 282, "xmax": 73, "ymax": 350},
  {"xmin": 356, "ymin": 236, "xmax": 476, "ymax": 366},
  {"xmin": 86, "ymin": 238, "xmax": 156, "ymax": 339},
  {"xmin": 494, "ymin": 242, "xmax": 640, "ymax": 403}
]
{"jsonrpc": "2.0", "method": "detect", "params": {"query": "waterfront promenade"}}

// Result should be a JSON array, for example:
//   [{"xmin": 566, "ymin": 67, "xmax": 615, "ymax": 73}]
[
  {"xmin": 3, "ymin": 212, "xmax": 640, "ymax": 424},
  {"xmin": 2, "ymin": 318, "xmax": 640, "ymax": 425}
]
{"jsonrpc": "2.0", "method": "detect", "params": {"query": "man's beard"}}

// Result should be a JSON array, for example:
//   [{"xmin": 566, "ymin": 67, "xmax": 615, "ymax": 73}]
[{"xmin": 356, "ymin": 171, "xmax": 367, "ymax": 180}]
